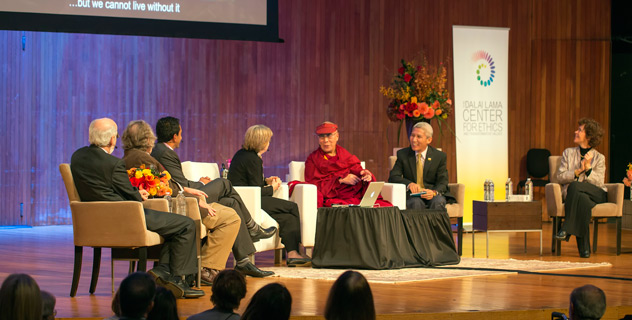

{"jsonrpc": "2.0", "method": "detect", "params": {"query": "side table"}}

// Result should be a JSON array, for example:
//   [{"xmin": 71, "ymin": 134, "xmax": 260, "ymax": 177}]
[{"xmin": 472, "ymin": 200, "xmax": 543, "ymax": 258}]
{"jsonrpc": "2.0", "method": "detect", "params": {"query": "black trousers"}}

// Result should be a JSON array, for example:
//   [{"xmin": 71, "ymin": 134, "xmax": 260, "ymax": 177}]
[
  {"xmin": 198, "ymin": 178, "xmax": 256, "ymax": 260},
  {"xmin": 562, "ymin": 181, "xmax": 607, "ymax": 252},
  {"xmin": 261, "ymin": 196, "xmax": 302, "ymax": 253},
  {"xmin": 144, "ymin": 208, "xmax": 197, "ymax": 277}
]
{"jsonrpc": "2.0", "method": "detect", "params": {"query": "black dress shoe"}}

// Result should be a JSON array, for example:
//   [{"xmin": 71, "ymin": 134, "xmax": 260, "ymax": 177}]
[
  {"xmin": 249, "ymin": 225, "xmax": 277, "ymax": 242},
  {"xmin": 148, "ymin": 268, "xmax": 171, "ymax": 284},
  {"xmin": 234, "ymin": 262, "xmax": 274, "ymax": 277},
  {"xmin": 579, "ymin": 250, "xmax": 591, "ymax": 258},
  {"xmin": 163, "ymin": 276, "xmax": 205, "ymax": 299},
  {"xmin": 555, "ymin": 230, "xmax": 570, "ymax": 241}
]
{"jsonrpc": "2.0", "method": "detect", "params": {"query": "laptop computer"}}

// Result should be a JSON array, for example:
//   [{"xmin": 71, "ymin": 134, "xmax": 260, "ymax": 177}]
[{"xmin": 357, "ymin": 181, "xmax": 385, "ymax": 208}]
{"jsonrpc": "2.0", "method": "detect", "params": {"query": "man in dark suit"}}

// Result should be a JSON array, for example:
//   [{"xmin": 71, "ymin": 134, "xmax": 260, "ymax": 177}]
[
  {"xmin": 151, "ymin": 116, "xmax": 275, "ymax": 278},
  {"xmin": 70, "ymin": 118, "xmax": 204, "ymax": 298},
  {"xmin": 389, "ymin": 122, "xmax": 454, "ymax": 210}
]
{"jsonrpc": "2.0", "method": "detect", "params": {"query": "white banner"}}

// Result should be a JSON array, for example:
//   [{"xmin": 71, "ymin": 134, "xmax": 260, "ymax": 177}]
[{"xmin": 453, "ymin": 26, "xmax": 509, "ymax": 224}]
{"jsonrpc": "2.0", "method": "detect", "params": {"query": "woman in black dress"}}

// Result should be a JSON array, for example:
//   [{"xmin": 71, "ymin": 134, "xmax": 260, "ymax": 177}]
[
  {"xmin": 554, "ymin": 118, "xmax": 607, "ymax": 258},
  {"xmin": 228, "ymin": 125, "xmax": 311, "ymax": 267}
]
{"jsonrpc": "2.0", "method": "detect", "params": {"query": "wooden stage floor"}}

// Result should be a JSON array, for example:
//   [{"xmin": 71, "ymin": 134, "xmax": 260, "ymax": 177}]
[{"xmin": 0, "ymin": 223, "xmax": 631, "ymax": 320}]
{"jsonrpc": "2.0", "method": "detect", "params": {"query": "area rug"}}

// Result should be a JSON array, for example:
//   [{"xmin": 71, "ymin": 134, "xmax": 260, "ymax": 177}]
[{"xmin": 266, "ymin": 258, "xmax": 611, "ymax": 284}]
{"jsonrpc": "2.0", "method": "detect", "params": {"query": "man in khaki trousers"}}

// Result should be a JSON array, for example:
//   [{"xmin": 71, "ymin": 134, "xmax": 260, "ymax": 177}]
[{"xmin": 120, "ymin": 119, "xmax": 240, "ymax": 285}]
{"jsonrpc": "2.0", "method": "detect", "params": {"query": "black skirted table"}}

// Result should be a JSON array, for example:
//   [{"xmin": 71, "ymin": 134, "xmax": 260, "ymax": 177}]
[{"xmin": 311, "ymin": 206, "xmax": 460, "ymax": 269}]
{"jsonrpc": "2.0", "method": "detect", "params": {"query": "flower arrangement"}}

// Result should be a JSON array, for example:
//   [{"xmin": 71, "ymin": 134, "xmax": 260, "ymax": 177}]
[
  {"xmin": 624, "ymin": 163, "xmax": 632, "ymax": 188},
  {"xmin": 127, "ymin": 164, "xmax": 172, "ymax": 197},
  {"xmin": 380, "ymin": 56, "xmax": 453, "ymax": 142}
]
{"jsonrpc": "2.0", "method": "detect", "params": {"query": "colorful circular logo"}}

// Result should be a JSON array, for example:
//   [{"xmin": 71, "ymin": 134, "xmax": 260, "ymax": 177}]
[{"xmin": 473, "ymin": 50, "xmax": 495, "ymax": 87}]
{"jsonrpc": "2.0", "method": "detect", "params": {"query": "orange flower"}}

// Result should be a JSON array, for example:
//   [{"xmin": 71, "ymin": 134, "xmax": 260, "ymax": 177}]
[
  {"xmin": 446, "ymin": 99, "xmax": 452, "ymax": 105},
  {"xmin": 435, "ymin": 109, "xmax": 443, "ymax": 116},
  {"xmin": 412, "ymin": 109, "xmax": 421, "ymax": 117},
  {"xmin": 418, "ymin": 102, "xmax": 428, "ymax": 114},
  {"xmin": 432, "ymin": 100, "xmax": 440, "ymax": 109},
  {"xmin": 424, "ymin": 107, "xmax": 435, "ymax": 119}
]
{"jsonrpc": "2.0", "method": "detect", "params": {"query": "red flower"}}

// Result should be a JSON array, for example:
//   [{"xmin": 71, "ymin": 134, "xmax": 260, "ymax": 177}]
[
  {"xmin": 398, "ymin": 67, "xmax": 405, "ymax": 75},
  {"xmin": 432, "ymin": 100, "xmax": 440, "ymax": 109},
  {"xmin": 405, "ymin": 102, "xmax": 417, "ymax": 112},
  {"xmin": 404, "ymin": 74, "xmax": 412, "ymax": 82},
  {"xmin": 396, "ymin": 112, "xmax": 405, "ymax": 120}
]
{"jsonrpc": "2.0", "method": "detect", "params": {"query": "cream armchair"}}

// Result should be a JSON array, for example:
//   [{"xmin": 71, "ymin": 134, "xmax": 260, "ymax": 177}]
[
  {"xmin": 60, "ymin": 164, "xmax": 166, "ymax": 297},
  {"xmin": 181, "ymin": 161, "xmax": 284, "ymax": 263},
  {"xmin": 546, "ymin": 156, "xmax": 624, "ymax": 255},
  {"xmin": 287, "ymin": 160, "xmax": 406, "ymax": 249},
  {"xmin": 388, "ymin": 156, "xmax": 465, "ymax": 256}
]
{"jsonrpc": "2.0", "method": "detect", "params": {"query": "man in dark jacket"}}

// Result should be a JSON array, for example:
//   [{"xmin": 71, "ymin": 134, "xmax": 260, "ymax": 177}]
[
  {"xmin": 70, "ymin": 117, "xmax": 203, "ymax": 298},
  {"xmin": 151, "ymin": 116, "xmax": 275, "ymax": 278},
  {"xmin": 389, "ymin": 121, "xmax": 454, "ymax": 210}
]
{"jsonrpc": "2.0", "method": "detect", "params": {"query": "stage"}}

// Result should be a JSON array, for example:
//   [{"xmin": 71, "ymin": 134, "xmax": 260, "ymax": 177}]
[{"xmin": 1, "ymin": 223, "xmax": 631, "ymax": 320}]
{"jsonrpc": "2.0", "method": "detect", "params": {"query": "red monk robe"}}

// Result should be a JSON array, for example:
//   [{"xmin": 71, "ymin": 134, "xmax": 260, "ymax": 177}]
[{"xmin": 305, "ymin": 145, "xmax": 391, "ymax": 207}]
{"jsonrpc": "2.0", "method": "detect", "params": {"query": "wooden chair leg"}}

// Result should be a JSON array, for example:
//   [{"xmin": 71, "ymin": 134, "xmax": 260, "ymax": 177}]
[
  {"xmin": 617, "ymin": 217, "xmax": 622, "ymax": 256},
  {"xmin": 555, "ymin": 218, "xmax": 562, "ymax": 256},
  {"xmin": 551, "ymin": 217, "xmax": 557, "ymax": 253},
  {"xmin": 128, "ymin": 261, "xmax": 136, "ymax": 274},
  {"xmin": 592, "ymin": 219, "xmax": 599, "ymax": 253},
  {"xmin": 89, "ymin": 247, "xmax": 101, "ymax": 294},
  {"xmin": 137, "ymin": 247, "xmax": 148, "ymax": 271},
  {"xmin": 274, "ymin": 249, "xmax": 283, "ymax": 265},
  {"xmin": 70, "ymin": 246, "xmax": 83, "ymax": 297},
  {"xmin": 457, "ymin": 217, "xmax": 463, "ymax": 256}
]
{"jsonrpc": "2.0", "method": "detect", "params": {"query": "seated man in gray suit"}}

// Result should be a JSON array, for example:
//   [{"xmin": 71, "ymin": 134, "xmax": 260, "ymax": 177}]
[{"xmin": 389, "ymin": 122, "xmax": 454, "ymax": 210}]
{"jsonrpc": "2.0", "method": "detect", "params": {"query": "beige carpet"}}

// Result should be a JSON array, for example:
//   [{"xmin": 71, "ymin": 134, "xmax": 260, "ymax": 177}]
[{"xmin": 266, "ymin": 258, "xmax": 611, "ymax": 284}]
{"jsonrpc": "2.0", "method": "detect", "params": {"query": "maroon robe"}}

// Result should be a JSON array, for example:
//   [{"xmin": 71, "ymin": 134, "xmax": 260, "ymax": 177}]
[{"xmin": 304, "ymin": 145, "xmax": 391, "ymax": 207}]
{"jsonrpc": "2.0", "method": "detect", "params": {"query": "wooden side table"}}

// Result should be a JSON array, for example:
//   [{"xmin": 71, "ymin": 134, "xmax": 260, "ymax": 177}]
[{"xmin": 472, "ymin": 200, "xmax": 543, "ymax": 258}]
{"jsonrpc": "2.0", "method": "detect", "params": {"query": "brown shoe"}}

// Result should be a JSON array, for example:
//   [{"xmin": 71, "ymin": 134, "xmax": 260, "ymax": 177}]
[{"xmin": 200, "ymin": 267, "xmax": 219, "ymax": 286}]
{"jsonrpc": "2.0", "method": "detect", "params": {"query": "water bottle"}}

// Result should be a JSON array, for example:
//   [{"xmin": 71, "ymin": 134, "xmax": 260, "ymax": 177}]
[
  {"xmin": 505, "ymin": 178, "xmax": 513, "ymax": 201},
  {"xmin": 489, "ymin": 180, "xmax": 495, "ymax": 202},
  {"xmin": 176, "ymin": 190, "xmax": 187, "ymax": 216},
  {"xmin": 164, "ymin": 191, "xmax": 172, "ymax": 213},
  {"xmin": 222, "ymin": 163, "xmax": 229, "ymax": 179},
  {"xmin": 484, "ymin": 179, "xmax": 489, "ymax": 201},
  {"xmin": 525, "ymin": 177, "xmax": 533, "ymax": 201}
]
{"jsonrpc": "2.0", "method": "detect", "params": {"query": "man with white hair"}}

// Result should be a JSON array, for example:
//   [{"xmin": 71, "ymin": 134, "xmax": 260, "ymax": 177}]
[
  {"xmin": 389, "ymin": 121, "xmax": 454, "ymax": 210},
  {"xmin": 70, "ymin": 118, "xmax": 204, "ymax": 299}
]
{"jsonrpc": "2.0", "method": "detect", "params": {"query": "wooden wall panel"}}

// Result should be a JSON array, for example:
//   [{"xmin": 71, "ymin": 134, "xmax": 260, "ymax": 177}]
[{"xmin": 0, "ymin": 0, "xmax": 611, "ymax": 225}]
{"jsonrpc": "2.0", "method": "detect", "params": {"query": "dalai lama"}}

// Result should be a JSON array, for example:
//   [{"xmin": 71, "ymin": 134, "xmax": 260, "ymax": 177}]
[{"xmin": 304, "ymin": 122, "xmax": 391, "ymax": 207}]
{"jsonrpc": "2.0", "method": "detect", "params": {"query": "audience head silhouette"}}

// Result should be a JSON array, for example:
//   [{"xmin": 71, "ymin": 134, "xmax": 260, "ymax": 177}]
[
  {"xmin": 147, "ymin": 286, "xmax": 178, "ymax": 320},
  {"xmin": 40, "ymin": 290, "xmax": 56, "ymax": 320},
  {"xmin": 569, "ymin": 284, "xmax": 606, "ymax": 320},
  {"xmin": 119, "ymin": 272, "xmax": 156, "ymax": 319},
  {"xmin": 324, "ymin": 271, "xmax": 375, "ymax": 320},
  {"xmin": 0, "ymin": 273, "xmax": 42, "ymax": 320},
  {"xmin": 241, "ymin": 283, "xmax": 292, "ymax": 320},
  {"xmin": 210, "ymin": 269, "xmax": 247, "ymax": 312}
]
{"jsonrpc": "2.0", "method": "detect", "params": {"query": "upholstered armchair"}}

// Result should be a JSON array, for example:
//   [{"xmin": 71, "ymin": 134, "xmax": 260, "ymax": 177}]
[
  {"xmin": 181, "ymin": 161, "xmax": 284, "ymax": 263},
  {"xmin": 60, "ymin": 164, "xmax": 166, "ymax": 297},
  {"xmin": 546, "ymin": 156, "xmax": 624, "ymax": 255}
]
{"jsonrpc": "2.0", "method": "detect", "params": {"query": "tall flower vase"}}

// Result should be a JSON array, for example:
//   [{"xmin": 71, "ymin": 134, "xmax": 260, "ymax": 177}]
[{"xmin": 405, "ymin": 117, "xmax": 431, "ymax": 140}]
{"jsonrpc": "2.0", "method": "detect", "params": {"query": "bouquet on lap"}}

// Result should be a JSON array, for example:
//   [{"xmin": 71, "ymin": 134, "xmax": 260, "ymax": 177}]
[{"xmin": 127, "ymin": 164, "xmax": 172, "ymax": 197}]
